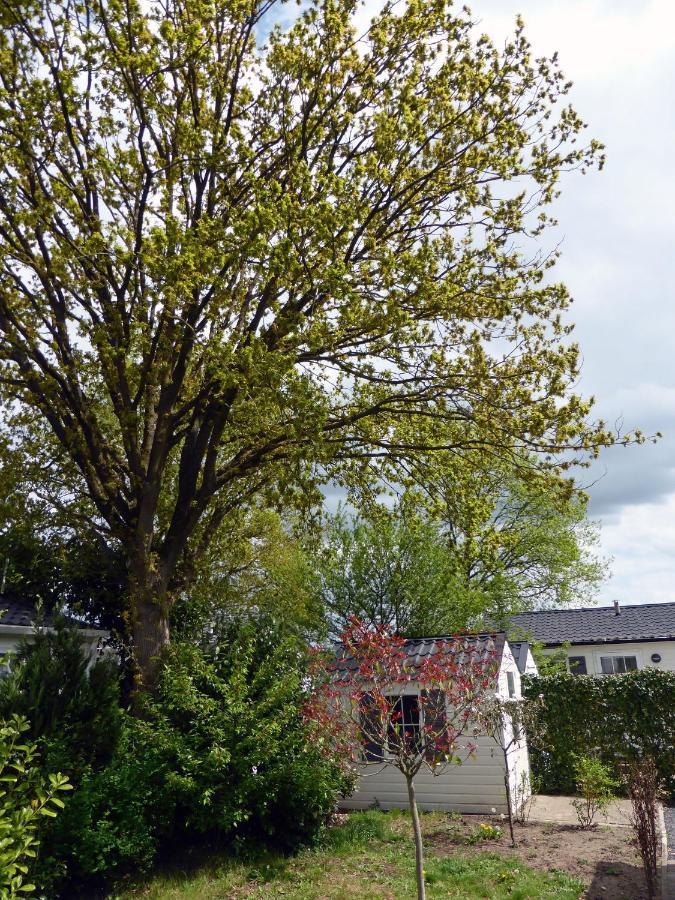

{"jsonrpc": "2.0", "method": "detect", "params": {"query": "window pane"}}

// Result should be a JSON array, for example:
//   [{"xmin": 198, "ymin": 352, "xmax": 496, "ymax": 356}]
[
  {"xmin": 600, "ymin": 657, "xmax": 614, "ymax": 675},
  {"xmin": 624, "ymin": 656, "xmax": 638, "ymax": 671},
  {"xmin": 614, "ymin": 657, "xmax": 626, "ymax": 673},
  {"xmin": 387, "ymin": 695, "xmax": 420, "ymax": 750},
  {"xmin": 569, "ymin": 656, "xmax": 587, "ymax": 675},
  {"xmin": 507, "ymin": 671, "xmax": 516, "ymax": 697},
  {"xmin": 401, "ymin": 695, "xmax": 420, "ymax": 727}
]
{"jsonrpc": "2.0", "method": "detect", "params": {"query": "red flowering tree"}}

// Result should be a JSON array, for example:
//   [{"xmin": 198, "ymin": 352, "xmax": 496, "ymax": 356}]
[{"xmin": 304, "ymin": 619, "xmax": 498, "ymax": 900}]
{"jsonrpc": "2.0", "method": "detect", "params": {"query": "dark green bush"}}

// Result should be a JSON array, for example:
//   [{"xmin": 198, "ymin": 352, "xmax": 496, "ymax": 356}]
[
  {"xmin": 0, "ymin": 618, "xmax": 122, "ymax": 776},
  {"xmin": 0, "ymin": 618, "xmax": 350, "ymax": 896},
  {"xmin": 136, "ymin": 622, "xmax": 352, "ymax": 852},
  {"xmin": 35, "ymin": 719, "xmax": 177, "ymax": 895},
  {"xmin": 522, "ymin": 669, "xmax": 675, "ymax": 796}
]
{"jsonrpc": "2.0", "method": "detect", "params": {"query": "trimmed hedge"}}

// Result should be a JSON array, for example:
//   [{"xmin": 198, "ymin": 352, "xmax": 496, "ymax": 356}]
[{"xmin": 522, "ymin": 669, "xmax": 675, "ymax": 797}]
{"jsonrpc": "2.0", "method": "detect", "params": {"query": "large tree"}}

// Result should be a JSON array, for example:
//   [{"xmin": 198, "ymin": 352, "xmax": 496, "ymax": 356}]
[{"xmin": 0, "ymin": 0, "xmax": 624, "ymax": 686}]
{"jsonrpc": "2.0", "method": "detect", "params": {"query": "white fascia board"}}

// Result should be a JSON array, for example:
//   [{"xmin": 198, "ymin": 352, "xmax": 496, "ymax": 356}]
[{"xmin": 0, "ymin": 624, "xmax": 109, "ymax": 640}]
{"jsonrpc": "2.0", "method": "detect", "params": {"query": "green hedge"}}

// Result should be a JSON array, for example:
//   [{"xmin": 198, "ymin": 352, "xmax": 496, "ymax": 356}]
[{"xmin": 522, "ymin": 669, "xmax": 675, "ymax": 797}]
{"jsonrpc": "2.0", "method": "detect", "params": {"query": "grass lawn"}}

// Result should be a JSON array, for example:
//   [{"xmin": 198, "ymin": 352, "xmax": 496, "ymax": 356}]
[{"xmin": 119, "ymin": 811, "xmax": 584, "ymax": 899}]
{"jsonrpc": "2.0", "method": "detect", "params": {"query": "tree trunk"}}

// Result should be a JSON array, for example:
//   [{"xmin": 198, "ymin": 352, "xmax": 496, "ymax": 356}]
[
  {"xmin": 503, "ymin": 750, "xmax": 516, "ymax": 847},
  {"xmin": 406, "ymin": 775, "xmax": 426, "ymax": 900},
  {"xmin": 128, "ymin": 557, "xmax": 171, "ymax": 694}
]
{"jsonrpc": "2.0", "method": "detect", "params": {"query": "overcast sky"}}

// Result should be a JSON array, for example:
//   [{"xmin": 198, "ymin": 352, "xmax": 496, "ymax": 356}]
[{"xmin": 465, "ymin": 0, "xmax": 675, "ymax": 606}]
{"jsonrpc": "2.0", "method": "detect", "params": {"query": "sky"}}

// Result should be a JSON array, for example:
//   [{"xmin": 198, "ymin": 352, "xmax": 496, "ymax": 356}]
[
  {"xmin": 335, "ymin": 0, "xmax": 675, "ymax": 606},
  {"xmin": 467, "ymin": 0, "xmax": 675, "ymax": 606}
]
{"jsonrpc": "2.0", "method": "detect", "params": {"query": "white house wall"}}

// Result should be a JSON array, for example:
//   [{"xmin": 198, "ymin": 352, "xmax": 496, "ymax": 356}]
[
  {"xmin": 0, "ymin": 627, "xmax": 107, "ymax": 663},
  {"xmin": 499, "ymin": 643, "xmax": 532, "ymax": 810},
  {"xmin": 544, "ymin": 640, "xmax": 675, "ymax": 674}
]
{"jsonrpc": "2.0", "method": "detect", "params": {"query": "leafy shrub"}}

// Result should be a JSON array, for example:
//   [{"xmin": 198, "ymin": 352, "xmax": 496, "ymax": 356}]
[
  {"xmin": 38, "ymin": 620, "xmax": 351, "ymax": 896},
  {"xmin": 1, "ymin": 618, "xmax": 349, "ymax": 896},
  {"xmin": 522, "ymin": 670, "xmax": 675, "ymax": 796},
  {"xmin": 571, "ymin": 756, "xmax": 618, "ymax": 828},
  {"xmin": 136, "ymin": 621, "xmax": 352, "ymax": 852},
  {"xmin": 0, "ymin": 715, "xmax": 71, "ymax": 898},
  {"xmin": 33, "ymin": 719, "xmax": 176, "ymax": 895},
  {"xmin": 514, "ymin": 770, "xmax": 541, "ymax": 825}
]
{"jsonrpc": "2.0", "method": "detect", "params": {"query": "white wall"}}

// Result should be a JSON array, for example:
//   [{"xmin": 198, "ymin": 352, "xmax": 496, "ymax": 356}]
[
  {"xmin": 545, "ymin": 640, "xmax": 675, "ymax": 674},
  {"xmin": 0, "ymin": 627, "xmax": 107, "ymax": 666},
  {"xmin": 499, "ymin": 644, "xmax": 532, "ymax": 811},
  {"xmin": 339, "ymin": 734, "xmax": 510, "ymax": 815}
]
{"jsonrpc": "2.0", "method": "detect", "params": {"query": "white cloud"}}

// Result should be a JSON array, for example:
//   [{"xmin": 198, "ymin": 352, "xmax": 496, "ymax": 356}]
[
  {"xmin": 294, "ymin": 0, "xmax": 675, "ymax": 604},
  {"xmin": 601, "ymin": 492, "xmax": 675, "ymax": 604},
  {"xmin": 475, "ymin": 0, "xmax": 675, "ymax": 82}
]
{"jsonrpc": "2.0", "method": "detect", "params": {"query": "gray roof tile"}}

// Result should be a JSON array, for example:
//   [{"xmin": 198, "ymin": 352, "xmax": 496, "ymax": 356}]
[
  {"xmin": 510, "ymin": 602, "xmax": 675, "ymax": 646},
  {"xmin": 0, "ymin": 595, "xmax": 87, "ymax": 629}
]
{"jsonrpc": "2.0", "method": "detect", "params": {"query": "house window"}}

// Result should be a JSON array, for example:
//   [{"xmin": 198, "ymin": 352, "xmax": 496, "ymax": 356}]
[
  {"xmin": 599, "ymin": 655, "xmax": 638, "ymax": 675},
  {"xmin": 506, "ymin": 671, "xmax": 516, "ymax": 697},
  {"xmin": 568, "ymin": 655, "xmax": 587, "ymax": 675},
  {"xmin": 359, "ymin": 693, "xmax": 422, "ymax": 761}
]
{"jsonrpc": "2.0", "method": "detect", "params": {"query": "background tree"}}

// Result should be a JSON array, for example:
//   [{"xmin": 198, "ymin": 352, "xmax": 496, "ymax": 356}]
[
  {"xmin": 318, "ymin": 510, "xmax": 485, "ymax": 637},
  {"xmin": 0, "ymin": 417, "xmax": 126, "ymax": 631},
  {"xmin": 304, "ymin": 619, "xmax": 497, "ymax": 900},
  {"xmin": 318, "ymin": 475, "xmax": 605, "ymax": 637},
  {"xmin": 0, "ymin": 0, "xmax": 625, "ymax": 686}
]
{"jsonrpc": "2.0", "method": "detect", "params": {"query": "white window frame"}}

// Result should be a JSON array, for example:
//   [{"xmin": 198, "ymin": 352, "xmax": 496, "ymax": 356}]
[
  {"xmin": 593, "ymin": 650, "xmax": 642, "ymax": 675},
  {"xmin": 379, "ymin": 688, "xmax": 424, "ymax": 761}
]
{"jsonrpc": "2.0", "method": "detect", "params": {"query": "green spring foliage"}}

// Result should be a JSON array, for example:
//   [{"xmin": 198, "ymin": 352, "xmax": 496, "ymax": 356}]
[{"xmin": 0, "ymin": 620, "xmax": 350, "ymax": 897}]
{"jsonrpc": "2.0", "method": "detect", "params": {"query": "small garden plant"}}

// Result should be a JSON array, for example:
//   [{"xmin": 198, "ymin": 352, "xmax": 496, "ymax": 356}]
[
  {"xmin": 625, "ymin": 757, "xmax": 662, "ymax": 900},
  {"xmin": 571, "ymin": 755, "xmax": 618, "ymax": 829},
  {"xmin": 0, "ymin": 715, "xmax": 72, "ymax": 898}
]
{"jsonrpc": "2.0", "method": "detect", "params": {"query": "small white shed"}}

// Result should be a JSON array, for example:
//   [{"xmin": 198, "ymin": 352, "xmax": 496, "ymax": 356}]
[{"xmin": 338, "ymin": 633, "xmax": 536, "ymax": 816}]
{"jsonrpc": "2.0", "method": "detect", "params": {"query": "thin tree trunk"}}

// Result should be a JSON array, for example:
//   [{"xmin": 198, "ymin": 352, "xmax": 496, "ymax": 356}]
[
  {"xmin": 406, "ymin": 775, "xmax": 426, "ymax": 900},
  {"xmin": 503, "ymin": 750, "xmax": 516, "ymax": 847}
]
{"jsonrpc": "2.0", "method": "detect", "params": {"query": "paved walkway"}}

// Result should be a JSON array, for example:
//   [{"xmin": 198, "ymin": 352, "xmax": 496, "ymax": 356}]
[
  {"xmin": 528, "ymin": 794, "xmax": 633, "ymax": 827},
  {"xmin": 663, "ymin": 806, "xmax": 675, "ymax": 899}
]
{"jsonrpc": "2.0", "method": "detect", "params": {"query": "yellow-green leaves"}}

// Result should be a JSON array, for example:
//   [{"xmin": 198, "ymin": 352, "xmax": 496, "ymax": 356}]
[{"xmin": 0, "ymin": 0, "xmax": 631, "ymax": 682}]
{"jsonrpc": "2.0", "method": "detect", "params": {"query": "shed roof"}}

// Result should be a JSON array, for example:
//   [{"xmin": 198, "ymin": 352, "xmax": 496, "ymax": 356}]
[
  {"xmin": 333, "ymin": 632, "xmax": 507, "ymax": 677},
  {"xmin": 510, "ymin": 601, "xmax": 675, "ymax": 647}
]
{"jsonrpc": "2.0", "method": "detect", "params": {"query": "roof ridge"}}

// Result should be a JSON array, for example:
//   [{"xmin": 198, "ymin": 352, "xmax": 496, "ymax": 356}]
[
  {"xmin": 402, "ymin": 631, "xmax": 503, "ymax": 642},
  {"xmin": 513, "ymin": 601, "xmax": 675, "ymax": 615}
]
